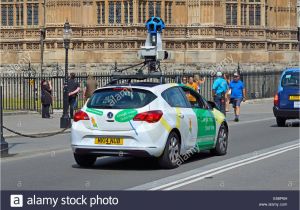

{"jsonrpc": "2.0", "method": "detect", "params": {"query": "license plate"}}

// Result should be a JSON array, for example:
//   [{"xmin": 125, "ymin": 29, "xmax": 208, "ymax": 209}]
[
  {"xmin": 289, "ymin": 95, "xmax": 300, "ymax": 101},
  {"xmin": 294, "ymin": 101, "xmax": 300, "ymax": 108},
  {"xmin": 95, "ymin": 137, "xmax": 124, "ymax": 145}
]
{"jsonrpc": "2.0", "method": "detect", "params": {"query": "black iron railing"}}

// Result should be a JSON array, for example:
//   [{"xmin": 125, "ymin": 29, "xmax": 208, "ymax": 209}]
[{"xmin": 0, "ymin": 66, "xmax": 282, "ymax": 111}]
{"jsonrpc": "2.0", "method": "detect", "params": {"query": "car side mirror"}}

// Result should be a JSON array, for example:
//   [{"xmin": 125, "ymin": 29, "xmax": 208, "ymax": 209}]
[{"xmin": 207, "ymin": 101, "xmax": 217, "ymax": 109}]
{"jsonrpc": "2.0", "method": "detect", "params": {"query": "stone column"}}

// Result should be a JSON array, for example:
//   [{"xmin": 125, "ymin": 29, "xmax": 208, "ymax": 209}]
[
  {"xmin": 261, "ymin": 1, "xmax": 265, "ymax": 27},
  {"xmin": 133, "ymin": 0, "xmax": 137, "ymax": 23},
  {"xmin": 161, "ymin": 0, "xmax": 165, "ymax": 20},
  {"xmin": 237, "ymin": 0, "xmax": 241, "ymax": 26},
  {"xmin": 13, "ymin": 3, "xmax": 16, "ymax": 26},
  {"xmin": 105, "ymin": 0, "xmax": 109, "ymax": 24},
  {"xmin": 146, "ymin": 0, "xmax": 149, "ymax": 20},
  {"xmin": 24, "ymin": 0, "xmax": 28, "ymax": 27},
  {"xmin": 121, "ymin": 0, "xmax": 125, "ymax": 24}
]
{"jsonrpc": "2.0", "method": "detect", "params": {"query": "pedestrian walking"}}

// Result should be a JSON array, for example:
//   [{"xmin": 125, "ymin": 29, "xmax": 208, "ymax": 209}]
[
  {"xmin": 229, "ymin": 72, "xmax": 246, "ymax": 122},
  {"xmin": 68, "ymin": 73, "xmax": 80, "ymax": 118},
  {"xmin": 83, "ymin": 75, "xmax": 97, "ymax": 102},
  {"xmin": 212, "ymin": 71, "xmax": 228, "ymax": 114},
  {"xmin": 41, "ymin": 80, "xmax": 52, "ymax": 118},
  {"xmin": 224, "ymin": 73, "xmax": 231, "ymax": 112}
]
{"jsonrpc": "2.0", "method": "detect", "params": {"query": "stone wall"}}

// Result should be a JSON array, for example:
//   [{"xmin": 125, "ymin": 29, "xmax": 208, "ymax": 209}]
[{"xmin": 1, "ymin": 61, "xmax": 298, "ymax": 76}]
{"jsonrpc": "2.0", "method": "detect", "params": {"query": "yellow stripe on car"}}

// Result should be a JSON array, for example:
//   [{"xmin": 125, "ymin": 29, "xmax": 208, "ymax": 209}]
[
  {"xmin": 211, "ymin": 108, "xmax": 225, "ymax": 125},
  {"xmin": 160, "ymin": 117, "xmax": 172, "ymax": 132}
]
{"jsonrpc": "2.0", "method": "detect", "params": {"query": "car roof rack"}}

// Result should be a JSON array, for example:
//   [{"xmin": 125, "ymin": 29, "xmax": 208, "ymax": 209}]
[{"xmin": 105, "ymin": 68, "xmax": 181, "ymax": 86}]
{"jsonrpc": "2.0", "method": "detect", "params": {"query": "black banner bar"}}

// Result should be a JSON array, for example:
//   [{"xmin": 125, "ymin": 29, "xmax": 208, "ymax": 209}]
[{"xmin": 1, "ymin": 191, "xmax": 299, "ymax": 210}]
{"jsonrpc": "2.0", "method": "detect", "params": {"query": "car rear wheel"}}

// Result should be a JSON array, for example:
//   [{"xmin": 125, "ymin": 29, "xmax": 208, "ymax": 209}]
[
  {"xmin": 158, "ymin": 131, "xmax": 180, "ymax": 169},
  {"xmin": 211, "ymin": 123, "xmax": 228, "ymax": 156},
  {"xmin": 276, "ymin": 117, "xmax": 286, "ymax": 127},
  {"xmin": 74, "ymin": 153, "xmax": 97, "ymax": 167}
]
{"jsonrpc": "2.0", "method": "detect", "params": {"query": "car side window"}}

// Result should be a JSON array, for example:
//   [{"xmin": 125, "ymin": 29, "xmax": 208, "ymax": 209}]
[
  {"xmin": 181, "ymin": 86, "xmax": 207, "ymax": 109},
  {"xmin": 198, "ymin": 95, "xmax": 210, "ymax": 109},
  {"xmin": 162, "ymin": 87, "xmax": 190, "ymax": 108}
]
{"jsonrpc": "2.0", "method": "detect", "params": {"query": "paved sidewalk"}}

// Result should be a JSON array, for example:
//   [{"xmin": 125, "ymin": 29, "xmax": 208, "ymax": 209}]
[{"xmin": 3, "ymin": 112, "xmax": 70, "ymax": 138}]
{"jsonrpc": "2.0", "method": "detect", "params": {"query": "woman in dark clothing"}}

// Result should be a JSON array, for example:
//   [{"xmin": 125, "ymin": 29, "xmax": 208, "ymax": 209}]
[{"xmin": 41, "ymin": 80, "xmax": 53, "ymax": 118}]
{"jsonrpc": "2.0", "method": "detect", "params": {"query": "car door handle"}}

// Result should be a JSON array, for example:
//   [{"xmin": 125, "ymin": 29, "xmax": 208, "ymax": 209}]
[{"xmin": 177, "ymin": 113, "xmax": 184, "ymax": 119}]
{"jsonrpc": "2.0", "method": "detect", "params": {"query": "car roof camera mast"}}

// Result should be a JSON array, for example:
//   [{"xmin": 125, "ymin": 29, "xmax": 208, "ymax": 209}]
[{"xmin": 108, "ymin": 17, "xmax": 170, "ymax": 86}]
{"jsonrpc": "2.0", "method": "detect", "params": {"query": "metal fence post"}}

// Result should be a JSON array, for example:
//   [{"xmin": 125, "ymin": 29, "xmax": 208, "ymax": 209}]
[{"xmin": 0, "ymin": 86, "xmax": 9, "ymax": 156}]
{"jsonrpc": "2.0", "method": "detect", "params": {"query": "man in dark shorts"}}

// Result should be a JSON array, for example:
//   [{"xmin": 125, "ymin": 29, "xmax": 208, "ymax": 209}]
[
  {"xmin": 68, "ymin": 73, "xmax": 80, "ymax": 118},
  {"xmin": 229, "ymin": 73, "xmax": 246, "ymax": 122}
]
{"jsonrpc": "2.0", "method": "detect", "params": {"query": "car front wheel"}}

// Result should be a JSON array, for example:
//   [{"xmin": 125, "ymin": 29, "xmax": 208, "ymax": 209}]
[
  {"xmin": 276, "ymin": 117, "xmax": 286, "ymax": 127},
  {"xmin": 74, "ymin": 153, "xmax": 97, "ymax": 167},
  {"xmin": 158, "ymin": 131, "xmax": 180, "ymax": 169}
]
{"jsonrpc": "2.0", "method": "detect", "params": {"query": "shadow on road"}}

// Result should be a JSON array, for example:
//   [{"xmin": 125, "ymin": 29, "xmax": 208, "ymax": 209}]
[
  {"xmin": 270, "ymin": 121, "xmax": 300, "ymax": 128},
  {"xmin": 71, "ymin": 151, "xmax": 214, "ymax": 171}
]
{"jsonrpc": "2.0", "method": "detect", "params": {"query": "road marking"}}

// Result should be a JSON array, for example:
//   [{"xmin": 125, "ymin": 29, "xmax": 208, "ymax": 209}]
[
  {"xmin": 228, "ymin": 117, "xmax": 274, "ymax": 126},
  {"xmin": 163, "ymin": 145, "xmax": 299, "ymax": 190},
  {"xmin": 151, "ymin": 143, "xmax": 299, "ymax": 190},
  {"xmin": 0, "ymin": 148, "xmax": 71, "ymax": 162},
  {"xmin": 128, "ymin": 139, "xmax": 300, "ymax": 191}
]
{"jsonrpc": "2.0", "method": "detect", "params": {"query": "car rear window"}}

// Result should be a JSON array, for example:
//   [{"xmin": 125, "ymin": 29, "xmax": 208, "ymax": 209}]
[
  {"xmin": 87, "ymin": 87, "xmax": 157, "ymax": 109},
  {"xmin": 281, "ymin": 72, "xmax": 299, "ymax": 87}
]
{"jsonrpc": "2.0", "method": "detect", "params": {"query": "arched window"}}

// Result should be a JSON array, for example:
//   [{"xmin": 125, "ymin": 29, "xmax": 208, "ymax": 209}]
[
  {"xmin": 165, "ymin": 1, "xmax": 172, "ymax": 24},
  {"xmin": 96, "ymin": 1, "xmax": 105, "ymax": 24},
  {"xmin": 129, "ymin": 0, "xmax": 133, "ymax": 23},
  {"xmin": 124, "ymin": 0, "xmax": 133, "ymax": 24},
  {"xmin": 0, "ymin": 0, "xmax": 25, "ymax": 26},
  {"xmin": 27, "ymin": 2, "xmax": 39, "ymax": 26},
  {"xmin": 138, "ymin": 1, "xmax": 166, "ymax": 24},
  {"xmin": 240, "ymin": 0, "xmax": 262, "ymax": 26},
  {"xmin": 116, "ymin": 1, "xmax": 121, "ymax": 24},
  {"xmin": 226, "ymin": 0, "xmax": 237, "ymax": 25},
  {"xmin": 108, "ymin": 1, "xmax": 114, "ymax": 24},
  {"xmin": 124, "ymin": 1, "xmax": 128, "ymax": 23},
  {"xmin": 155, "ymin": 2, "xmax": 161, "ymax": 18},
  {"xmin": 149, "ymin": 1, "xmax": 154, "ymax": 18}
]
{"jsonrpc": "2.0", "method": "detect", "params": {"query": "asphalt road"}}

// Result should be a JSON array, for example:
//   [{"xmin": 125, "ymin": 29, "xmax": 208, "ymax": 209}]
[{"xmin": 1, "ymin": 101, "xmax": 299, "ymax": 190}]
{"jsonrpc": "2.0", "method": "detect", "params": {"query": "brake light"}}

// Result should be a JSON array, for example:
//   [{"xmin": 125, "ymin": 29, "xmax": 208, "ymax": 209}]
[
  {"xmin": 133, "ymin": 110, "xmax": 163, "ymax": 123},
  {"xmin": 274, "ymin": 93, "xmax": 279, "ymax": 106},
  {"xmin": 74, "ymin": 110, "xmax": 90, "ymax": 122}
]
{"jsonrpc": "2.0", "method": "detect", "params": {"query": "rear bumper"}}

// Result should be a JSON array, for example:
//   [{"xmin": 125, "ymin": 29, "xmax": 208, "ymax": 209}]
[
  {"xmin": 72, "ymin": 146, "xmax": 154, "ymax": 157},
  {"xmin": 273, "ymin": 106, "xmax": 300, "ymax": 119}
]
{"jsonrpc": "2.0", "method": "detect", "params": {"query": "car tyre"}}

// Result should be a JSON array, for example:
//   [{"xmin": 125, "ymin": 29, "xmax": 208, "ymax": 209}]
[
  {"xmin": 211, "ymin": 123, "xmax": 228, "ymax": 156},
  {"xmin": 158, "ymin": 131, "xmax": 180, "ymax": 169},
  {"xmin": 276, "ymin": 117, "xmax": 286, "ymax": 127},
  {"xmin": 74, "ymin": 153, "xmax": 97, "ymax": 167}
]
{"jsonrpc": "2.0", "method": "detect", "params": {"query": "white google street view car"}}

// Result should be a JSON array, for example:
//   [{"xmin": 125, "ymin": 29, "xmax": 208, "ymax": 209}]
[{"xmin": 71, "ymin": 83, "xmax": 229, "ymax": 169}]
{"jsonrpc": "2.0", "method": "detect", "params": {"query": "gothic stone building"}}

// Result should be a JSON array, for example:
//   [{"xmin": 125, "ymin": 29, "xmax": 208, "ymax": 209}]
[{"xmin": 0, "ymin": 0, "xmax": 299, "ymax": 72}]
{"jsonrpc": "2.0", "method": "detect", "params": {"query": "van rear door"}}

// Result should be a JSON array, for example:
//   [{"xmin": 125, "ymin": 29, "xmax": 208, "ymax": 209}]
[{"xmin": 279, "ymin": 72, "xmax": 300, "ymax": 109}]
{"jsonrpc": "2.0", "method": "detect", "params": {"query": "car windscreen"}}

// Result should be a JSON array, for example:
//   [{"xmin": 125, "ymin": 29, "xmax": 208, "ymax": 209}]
[
  {"xmin": 281, "ymin": 72, "xmax": 300, "ymax": 87},
  {"xmin": 87, "ymin": 88, "xmax": 157, "ymax": 109}
]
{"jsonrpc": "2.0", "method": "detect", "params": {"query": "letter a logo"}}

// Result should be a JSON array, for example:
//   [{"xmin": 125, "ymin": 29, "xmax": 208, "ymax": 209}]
[{"xmin": 10, "ymin": 195, "xmax": 23, "ymax": 207}]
